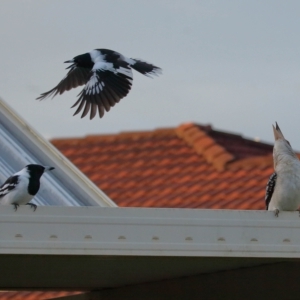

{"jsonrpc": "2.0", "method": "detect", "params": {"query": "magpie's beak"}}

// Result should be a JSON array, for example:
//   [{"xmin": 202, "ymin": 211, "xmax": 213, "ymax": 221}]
[
  {"xmin": 64, "ymin": 59, "xmax": 74, "ymax": 69},
  {"xmin": 44, "ymin": 166, "xmax": 55, "ymax": 172}
]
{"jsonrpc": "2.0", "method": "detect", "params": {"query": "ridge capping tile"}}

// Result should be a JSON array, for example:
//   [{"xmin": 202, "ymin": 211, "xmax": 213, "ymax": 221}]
[{"xmin": 176, "ymin": 123, "xmax": 235, "ymax": 171}]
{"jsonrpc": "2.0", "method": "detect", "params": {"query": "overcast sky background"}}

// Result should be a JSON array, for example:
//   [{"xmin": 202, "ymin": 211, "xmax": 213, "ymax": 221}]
[{"xmin": 1, "ymin": 0, "xmax": 300, "ymax": 149}]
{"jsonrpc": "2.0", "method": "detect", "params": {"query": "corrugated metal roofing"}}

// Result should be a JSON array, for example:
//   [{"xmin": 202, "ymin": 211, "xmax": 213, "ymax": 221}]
[{"xmin": 0, "ymin": 98, "xmax": 116, "ymax": 207}]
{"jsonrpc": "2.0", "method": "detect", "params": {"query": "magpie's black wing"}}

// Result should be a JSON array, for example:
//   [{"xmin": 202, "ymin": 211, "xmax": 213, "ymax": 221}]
[
  {"xmin": 0, "ymin": 175, "xmax": 19, "ymax": 198},
  {"xmin": 265, "ymin": 172, "xmax": 277, "ymax": 210},
  {"xmin": 36, "ymin": 64, "xmax": 92, "ymax": 100},
  {"xmin": 71, "ymin": 61, "xmax": 133, "ymax": 120}
]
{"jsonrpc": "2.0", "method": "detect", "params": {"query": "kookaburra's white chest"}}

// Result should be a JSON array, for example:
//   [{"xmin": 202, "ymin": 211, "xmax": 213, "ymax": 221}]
[{"xmin": 269, "ymin": 160, "xmax": 300, "ymax": 211}]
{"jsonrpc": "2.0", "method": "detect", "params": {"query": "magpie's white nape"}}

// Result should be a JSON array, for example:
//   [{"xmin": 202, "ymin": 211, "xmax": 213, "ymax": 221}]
[
  {"xmin": 37, "ymin": 48, "xmax": 162, "ymax": 120},
  {"xmin": 0, "ymin": 164, "xmax": 55, "ymax": 211}
]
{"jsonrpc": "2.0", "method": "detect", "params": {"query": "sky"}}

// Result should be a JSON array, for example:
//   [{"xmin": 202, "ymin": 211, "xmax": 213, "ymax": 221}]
[{"xmin": 1, "ymin": 0, "xmax": 300, "ymax": 149}]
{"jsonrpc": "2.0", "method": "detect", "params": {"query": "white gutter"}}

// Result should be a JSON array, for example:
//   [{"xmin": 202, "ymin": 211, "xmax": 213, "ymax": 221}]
[{"xmin": 0, "ymin": 207, "xmax": 299, "ymax": 258}]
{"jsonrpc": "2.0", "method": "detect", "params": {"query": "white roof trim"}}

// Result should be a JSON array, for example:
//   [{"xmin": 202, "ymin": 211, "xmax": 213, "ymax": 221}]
[
  {"xmin": 0, "ymin": 97, "xmax": 116, "ymax": 207},
  {"xmin": 0, "ymin": 207, "xmax": 299, "ymax": 258}
]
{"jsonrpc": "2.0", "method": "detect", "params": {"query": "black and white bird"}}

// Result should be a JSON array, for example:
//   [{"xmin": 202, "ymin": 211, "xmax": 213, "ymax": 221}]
[
  {"xmin": 37, "ymin": 49, "xmax": 162, "ymax": 119},
  {"xmin": 0, "ymin": 164, "xmax": 55, "ymax": 211},
  {"xmin": 265, "ymin": 122, "xmax": 300, "ymax": 216}
]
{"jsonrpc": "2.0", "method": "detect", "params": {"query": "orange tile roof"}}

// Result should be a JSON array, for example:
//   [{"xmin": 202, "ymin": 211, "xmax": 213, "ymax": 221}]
[
  {"xmin": 0, "ymin": 291, "xmax": 81, "ymax": 300},
  {"xmin": 51, "ymin": 122, "xmax": 276, "ymax": 210}
]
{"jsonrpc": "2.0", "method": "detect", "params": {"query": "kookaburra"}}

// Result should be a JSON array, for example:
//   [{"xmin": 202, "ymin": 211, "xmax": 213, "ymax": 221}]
[{"xmin": 265, "ymin": 122, "xmax": 300, "ymax": 216}]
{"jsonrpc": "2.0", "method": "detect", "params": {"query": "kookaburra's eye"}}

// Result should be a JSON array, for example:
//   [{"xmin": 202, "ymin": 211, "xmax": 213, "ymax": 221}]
[{"xmin": 286, "ymin": 140, "xmax": 291, "ymax": 146}]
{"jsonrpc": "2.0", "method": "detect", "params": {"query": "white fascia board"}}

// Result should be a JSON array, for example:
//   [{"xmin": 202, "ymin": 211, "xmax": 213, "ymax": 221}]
[
  {"xmin": 0, "ymin": 206, "xmax": 300, "ymax": 258},
  {"xmin": 0, "ymin": 98, "xmax": 116, "ymax": 207}
]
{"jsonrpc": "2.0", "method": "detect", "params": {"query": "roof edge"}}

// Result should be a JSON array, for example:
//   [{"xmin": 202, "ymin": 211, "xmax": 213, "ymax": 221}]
[{"xmin": 0, "ymin": 206, "xmax": 299, "ymax": 258}]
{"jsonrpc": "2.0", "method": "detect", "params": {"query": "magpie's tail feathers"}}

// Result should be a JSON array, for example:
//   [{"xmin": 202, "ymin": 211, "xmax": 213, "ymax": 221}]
[{"xmin": 130, "ymin": 59, "xmax": 162, "ymax": 78}]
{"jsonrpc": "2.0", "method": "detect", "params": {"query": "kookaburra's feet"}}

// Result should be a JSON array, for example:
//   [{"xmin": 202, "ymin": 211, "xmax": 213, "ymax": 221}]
[
  {"xmin": 13, "ymin": 203, "xmax": 19, "ymax": 211},
  {"xmin": 274, "ymin": 209, "xmax": 279, "ymax": 217},
  {"xmin": 26, "ymin": 203, "xmax": 37, "ymax": 211}
]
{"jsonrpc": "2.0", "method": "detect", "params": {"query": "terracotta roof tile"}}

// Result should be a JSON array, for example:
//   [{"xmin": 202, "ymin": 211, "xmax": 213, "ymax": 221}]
[
  {"xmin": 0, "ymin": 291, "xmax": 81, "ymax": 300},
  {"xmin": 51, "ymin": 122, "xmax": 279, "ymax": 210}
]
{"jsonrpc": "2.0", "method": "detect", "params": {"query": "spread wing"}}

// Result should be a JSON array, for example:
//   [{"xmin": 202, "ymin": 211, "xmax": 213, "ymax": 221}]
[
  {"xmin": 0, "ymin": 175, "xmax": 19, "ymax": 198},
  {"xmin": 36, "ymin": 64, "xmax": 92, "ymax": 100},
  {"xmin": 71, "ymin": 61, "xmax": 133, "ymax": 120},
  {"xmin": 265, "ymin": 172, "xmax": 277, "ymax": 210}
]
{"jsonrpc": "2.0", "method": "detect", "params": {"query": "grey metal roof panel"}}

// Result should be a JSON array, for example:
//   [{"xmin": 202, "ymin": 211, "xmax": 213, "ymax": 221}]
[{"xmin": 0, "ymin": 97, "xmax": 116, "ymax": 207}]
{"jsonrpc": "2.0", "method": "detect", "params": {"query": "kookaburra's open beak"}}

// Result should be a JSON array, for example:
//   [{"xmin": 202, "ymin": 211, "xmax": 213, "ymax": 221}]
[{"xmin": 273, "ymin": 122, "xmax": 285, "ymax": 141}]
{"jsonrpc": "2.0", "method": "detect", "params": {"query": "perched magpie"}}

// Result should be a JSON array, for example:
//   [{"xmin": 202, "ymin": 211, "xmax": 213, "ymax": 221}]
[
  {"xmin": 37, "ymin": 49, "xmax": 162, "ymax": 119},
  {"xmin": 0, "ymin": 164, "xmax": 55, "ymax": 211},
  {"xmin": 265, "ymin": 123, "xmax": 300, "ymax": 217}
]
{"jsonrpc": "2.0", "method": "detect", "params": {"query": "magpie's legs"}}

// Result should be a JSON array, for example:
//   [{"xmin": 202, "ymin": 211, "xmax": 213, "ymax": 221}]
[
  {"xmin": 26, "ymin": 203, "xmax": 37, "ymax": 212},
  {"xmin": 13, "ymin": 203, "xmax": 19, "ymax": 211},
  {"xmin": 12, "ymin": 203, "xmax": 37, "ymax": 211}
]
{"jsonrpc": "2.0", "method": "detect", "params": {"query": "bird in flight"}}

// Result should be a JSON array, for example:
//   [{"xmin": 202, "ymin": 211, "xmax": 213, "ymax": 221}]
[
  {"xmin": 37, "ymin": 49, "xmax": 162, "ymax": 119},
  {"xmin": 0, "ymin": 164, "xmax": 55, "ymax": 211},
  {"xmin": 265, "ymin": 122, "xmax": 300, "ymax": 217}
]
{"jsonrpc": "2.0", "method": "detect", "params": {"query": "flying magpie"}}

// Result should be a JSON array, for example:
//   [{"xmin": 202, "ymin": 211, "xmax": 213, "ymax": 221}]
[
  {"xmin": 0, "ymin": 164, "xmax": 55, "ymax": 211},
  {"xmin": 37, "ymin": 49, "xmax": 162, "ymax": 119}
]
